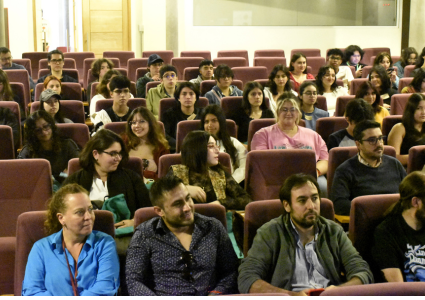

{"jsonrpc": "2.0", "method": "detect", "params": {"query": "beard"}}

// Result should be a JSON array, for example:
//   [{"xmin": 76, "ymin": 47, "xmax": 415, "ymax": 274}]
[
  {"xmin": 291, "ymin": 210, "xmax": 318, "ymax": 229},
  {"xmin": 415, "ymin": 205, "xmax": 425, "ymax": 226}
]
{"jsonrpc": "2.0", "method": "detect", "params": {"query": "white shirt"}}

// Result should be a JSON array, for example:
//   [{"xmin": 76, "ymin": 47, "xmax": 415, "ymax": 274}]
[
  {"xmin": 322, "ymin": 86, "xmax": 349, "ymax": 116},
  {"xmin": 217, "ymin": 137, "xmax": 247, "ymax": 183},
  {"xmin": 89, "ymin": 177, "xmax": 108, "ymax": 201},
  {"xmin": 335, "ymin": 66, "xmax": 354, "ymax": 88},
  {"xmin": 90, "ymin": 93, "xmax": 135, "ymax": 123}
]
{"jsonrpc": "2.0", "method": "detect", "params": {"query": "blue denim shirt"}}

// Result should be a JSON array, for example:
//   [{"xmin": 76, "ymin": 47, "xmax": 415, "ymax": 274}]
[{"xmin": 22, "ymin": 229, "xmax": 120, "ymax": 296}]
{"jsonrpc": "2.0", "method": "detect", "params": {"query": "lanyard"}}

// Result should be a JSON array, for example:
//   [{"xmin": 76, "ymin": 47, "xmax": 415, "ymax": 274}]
[{"xmin": 62, "ymin": 238, "xmax": 80, "ymax": 296}]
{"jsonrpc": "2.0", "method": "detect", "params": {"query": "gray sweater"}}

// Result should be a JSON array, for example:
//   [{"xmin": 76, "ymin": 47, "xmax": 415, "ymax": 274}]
[{"xmin": 238, "ymin": 214, "xmax": 373, "ymax": 293}]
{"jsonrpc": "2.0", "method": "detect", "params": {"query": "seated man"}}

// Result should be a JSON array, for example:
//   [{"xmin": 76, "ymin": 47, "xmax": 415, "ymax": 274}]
[
  {"xmin": 327, "ymin": 98, "xmax": 375, "ymax": 151},
  {"xmin": 205, "ymin": 64, "xmax": 242, "ymax": 105},
  {"xmin": 37, "ymin": 49, "xmax": 78, "ymax": 84},
  {"xmin": 136, "ymin": 54, "xmax": 163, "ymax": 98},
  {"xmin": 163, "ymin": 81, "xmax": 202, "ymax": 153},
  {"xmin": 0, "ymin": 47, "xmax": 35, "ymax": 89},
  {"xmin": 126, "ymin": 175, "xmax": 238, "ymax": 295},
  {"xmin": 238, "ymin": 173, "xmax": 373, "ymax": 295},
  {"xmin": 330, "ymin": 120, "xmax": 406, "ymax": 216},
  {"xmin": 189, "ymin": 59, "xmax": 214, "ymax": 89},
  {"xmin": 373, "ymin": 171, "xmax": 425, "ymax": 282},
  {"xmin": 146, "ymin": 64, "xmax": 178, "ymax": 119},
  {"xmin": 327, "ymin": 48, "xmax": 354, "ymax": 89}
]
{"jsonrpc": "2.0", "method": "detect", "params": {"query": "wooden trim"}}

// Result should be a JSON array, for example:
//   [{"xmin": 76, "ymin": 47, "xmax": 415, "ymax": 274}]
[
  {"xmin": 82, "ymin": 0, "xmax": 90, "ymax": 51},
  {"xmin": 32, "ymin": 0, "xmax": 37, "ymax": 51},
  {"xmin": 127, "ymin": 0, "xmax": 131, "ymax": 50},
  {"xmin": 401, "ymin": 0, "xmax": 411, "ymax": 51}
]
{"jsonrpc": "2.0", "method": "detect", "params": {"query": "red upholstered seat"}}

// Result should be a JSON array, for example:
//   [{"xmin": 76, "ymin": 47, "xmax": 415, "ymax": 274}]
[
  {"xmin": 103, "ymin": 51, "xmax": 135, "ymax": 69},
  {"xmin": 316, "ymin": 117, "xmax": 348, "ymax": 145},
  {"xmin": 136, "ymin": 67, "xmax": 149, "ymax": 82},
  {"xmin": 390, "ymin": 93, "xmax": 411, "ymax": 115},
  {"xmin": 4, "ymin": 69, "xmax": 31, "ymax": 112},
  {"xmin": 407, "ymin": 145, "xmax": 425, "ymax": 173},
  {"xmin": 334, "ymin": 95, "xmax": 355, "ymax": 116},
  {"xmin": 254, "ymin": 49, "xmax": 285, "ymax": 58},
  {"xmin": 11, "ymin": 59, "xmax": 32, "ymax": 76},
  {"xmin": 306, "ymin": 57, "xmax": 326, "ymax": 77},
  {"xmin": 64, "ymin": 52, "xmax": 95, "ymax": 86},
  {"xmin": 127, "ymin": 58, "xmax": 148, "ymax": 82},
  {"xmin": 180, "ymin": 50, "xmax": 211, "ymax": 60},
  {"xmin": 22, "ymin": 52, "xmax": 49, "ymax": 80},
  {"xmin": 183, "ymin": 67, "xmax": 200, "ymax": 81},
  {"xmin": 349, "ymin": 78, "xmax": 368, "ymax": 95},
  {"xmin": 217, "ymin": 50, "xmax": 249, "ymax": 65},
  {"xmin": 0, "ymin": 125, "xmax": 14, "ymax": 159},
  {"xmin": 361, "ymin": 47, "xmax": 391, "ymax": 65},
  {"xmin": 171, "ymin": 57, "xmax": 205, "ymax": 79},
  {"xmin": 398, "ymin": 77, "xmax": 413, "ymax": 93},
  {"xmin": 290, "ymin": 48, "xmax": 321, "ymax": 58},
  {"xmin": 382, "ymin": 115, "xmax": 402, "ymax": 137},
  {"xmin": 31, "ymin": 100, "xmax": 85, "ymax": 124},
  {"xmin": 9, "ymin": 82, "xmax": 26, "ymax": 117},
  {"xmin": 404, "ymin": 65, "xmax": 416, "ymax": 78},
  {"xmin": 232, "ymin": 66, "xmax": 268, "ymax": 86},
  {"xmin": 213, "ymin": 57, "xmax": 248, "ymax": 68},
  {"xmin": 34, "ymin": 82, "xmax": 83, "ymax": 102},
  {"xmin": 253, "ymin": 57, "xmax": 287, "ymax": 74},
  {"xmin": 55, "ymin": 123, "xmax": 90, "ymax": 150}
]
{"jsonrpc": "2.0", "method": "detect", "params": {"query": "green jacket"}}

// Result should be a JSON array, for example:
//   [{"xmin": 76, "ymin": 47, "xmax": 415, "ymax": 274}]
[
  {"xmin": 146, "ymin": 83, "xmax": 176, "ymax": 119},
  {"xmin": 238, "ymin": 214, "xmax": 373, "ymax": 293}
]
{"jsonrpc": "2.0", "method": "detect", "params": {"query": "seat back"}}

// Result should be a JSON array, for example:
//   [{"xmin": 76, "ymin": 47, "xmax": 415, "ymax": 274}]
[
  {"xmin": 290, "ymin": 48, "xmax": 321, "ymax": 58},
  {"xmin": 128, "ymin": 58, "xmax": 148, "ymax": 82},
  {"xmin": 68, "ymin": 157, "xmax": 144, "ymax": 178},
  {"xmin": 86, "ymin": 67, "xmax": 128, "ymax": 89},
  {"xmin": 404, "ymin": 65, "xmax": 416, "ymax": 78},
  {"xmin": 4, "ymin": 69, "xmax": 31, "ymax": 111},
  {"xmin": 232, "ymin": 66, "xmax": 268, "ymax": 86},
  {"xmin": 316, "ymin": 95, "xmax": 328, "ymax": 111},
  {"xmin": 136, "ymin": 67, "xmax": 149, "ymax": 82},
  {"xmin": 34, "ymin": 82, "xmax": 83, "ymax": 102},
  {"xmin": 95, "ymin": 98, "xmax": 146, "ymax": 113},
  {"xmin": 247, "ymin": 119, "xmax": 276, "ymax": 151},
  {"xmin": 334, "ymin": 95, "xmax": 356, "ymax": 116},
  {"xmin": 350, "ymin": 78, "xmax": 368, "ymax": 95},
  {"xmin": 390, "ymin": 93, "xmax": 411, "ymax": 115},
  {"xmin": 245, "ymin": 150, "xmax": 317, "ymax": 201},
  {"xmin": 253, "ymin": 57, "xmax": 287, "ymax": 73},
  {"xmin": 221, "ymin": 96, "xmax": 243, "ymax": 118},
  {"xmin": 55, "ymin": 123, "xmax": 90, "ymax": 149},
  {"xmin": 14, "ymin": 210, "xmax": 115, "ymax": 295},
  {"xmin": 0, "ymin": 101, "xmax": 21, "ymax": 148},
  {"xmin": 22, "ymin": 52, "xmax": 48, "ymax": 80},
  {"xmin": 361, "ymin": 65, "xmax": 373, "ymax": 78},
  {"xmin": 12, "ymin": 59, "xmax": 32, "ymax": 76},
  {"xmin": 361, "ymin": 47, "xmax": 391, "ymax": 65},
  {"xmin": 306, "ymin": 57, "xmax": 326, "ymax": 77},
  {"xmin": 83, "ymin": 57, "xmax": 120, "ymax": 89},
  {"xmin": 158, "ymin": 97, "xmax": 208, "ymax": 122},
  {"xmin": 407, "ymin": 145, "xmax": 425, "ymax": 173},
  {"xmin": 200, "ymin": 80, "xmax": 243, "ymax": 97},
  {"xmin": 38, "ymin": 69, "xmax": 79, "ymax": 83},
  {"xmin": 382, "ymin": 115, "xmax": 402, "ymax": 137},
  {"xmin": 398, "ymin": 77, "xmax": 413, "ymax": 93},
  {"xmin": 243, "ymin": 199, "xmax": 334, "ymax": 256},
  {"xmin": 183, "ymin": 67, "xmax": 200, "ymax": 81},
  {"xmin": 157, "ymin": 153, "xmax": 232, "ymax": 179},
  {"xmin": 180, "ymin": 50, "xmax": 211, "ymax": 60},
  {"xmin": 146, "ymin": 81, "xmax": 161, "ymax": 95},
  {"xmin": 171, "ymin": 57, "xmax": 205, "ymax": 79},
  {"xmin": 31, "ymin": 100, "xmax": 85, "ymax": 124},
  {"xmin": 316, "ymin": 117, "xmax": 348, "ymax": 145},
  {"xmin": 38, "ymin": 58, "xmax": 76, "ymax": 71},
  {"xmin": 9, "ymin": 82, "xmax": 26, "ymax": 116},
  {"xmin": 217, "ymin": 50, "xmax": 249, "ymax": 65},
  {"xmin": 0, "ymin": 125, "xmax": 14, "ymax": 159},
  {"xmin": 142, "ymin": 50, "xmax": 174, "ymax": 64},
  {"xmin": 212, "ymin": 57, "xmax": 248, "ymax": 68},
  {"xmin": 103, "ymin": 51, "xmax": 135, "ymax": 68},
  {"xmin": 254, "ymin": 49, "xmax": 285, "ymax": 58},
  {"xmin": 64, "ymin": 52, "xmax": 95, "ymax": 85}
]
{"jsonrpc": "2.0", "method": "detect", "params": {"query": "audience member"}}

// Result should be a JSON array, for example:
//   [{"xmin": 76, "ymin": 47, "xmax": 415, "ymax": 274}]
[
  {"xmin": 264, "ymin": 64, "xmax": 297, "ymax": 117},
  {"xmin": 316, "ymin": 65, "xmax": 349, "ymax": 116},
  {"xmin": 163, "ymin": 81, "xmax": 202, "ymax": 152},
  {"xmin": 355, "ymin": 81, "xmax": 389, "ymax": 125},
  {"xmin": 22, "ymin": 184, "xmax": 120, "ymax": 296},
  {"xmin": 205, "ymin": 64, "xmax": 242, "ymax": 105},
  {"xmin": 43, "ymin": 75, "xmax": 63, "ymax": 97},
  {"xmin": 189, "ymin": 59, "xmax": 214, "ymax": 89},
  {"xmin": 330, "ymin": 120, "xmax": 406, "ymax": 216},
  {"xmin": 124, "ymin": 106, "xmax": 170, "ymax": 180},
  {"xmin": 288, "ymin": 53, "xmax": 314, "ymax": 90},
  {"xmin": 228, "ymin": 81, "xmax": 274, "ymax": 144},
  {"xmin": 373, "ymin": 52, "xmax": 399, "ymax": 90},
  {"xmin": 146, "ymin": 64, "xmax": 178, "ymax": 119},
  {"xmin": 327, "ymin": 48, "xmax": 354, "ymax": 88},
  {"xmin": 343, "ymin": 45, "xmax": 366, "ymax": 78},
  {"xmin": 87, "ymin": 58, "xmax": 114, "ymax": 100},
  {"xmin": 0, "ymin": 69, "xmax": 21, "ymax": 106},
  {"xmin": 238, "ymin": 173, "xmax": 373, "ymax": 295},
  {"xmin": 0, "ymin": 106, "xmax": 19, "ymax": 150},
  {"xmin": 251, "ymin": 95, "xmax": 328, "ymax": 196},
  {"xmin": 388, "ymin": 93, "xmax": 425, "ymax": 166},
  {"xmin": 369, "ymin": 65, "xmax": 397, "ymax": 109},
  {"xmin": 411, "ymin": 47, "xmax": 425, "ymax": 77},
  {"xmin": 299, "ymin": 81, "xmax": 329, "ymax": 131},
  {"xmin": 401, "ymin": 68, "xmax": 425, "ymax": 94},
  {"xmin": 38, "ymin": 89, "xmax": 73, "ymax": 123},
  {"xmin": 126, "ymin": 175, "xmax": 239, "ymax": 295},
  {"xmin": 200, "ymin": 105, "xmax": 247, "ymax": 184},
  {"xmin": 373, "ymin": 171, "xmax": 425, "ymax": 282},
  {"xmin": 0, "ymin": 46, "xmax": 35, "ymax": 89},
  {"xmin": 394, "ymin": 47, "xmax": 418, "ymax": 78},
  {"xmin": 136, "ymin": 54, "xmax": 163, "ymax": 98},
  {"xmin": 37, "ymin": 49, "xmax": 77, "ymax": 84}
]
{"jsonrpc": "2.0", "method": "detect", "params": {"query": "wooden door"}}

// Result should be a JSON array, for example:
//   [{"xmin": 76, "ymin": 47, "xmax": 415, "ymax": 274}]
[{"xmin": 82, "ymin": 0, "xmax": 131, "ymax": 57}]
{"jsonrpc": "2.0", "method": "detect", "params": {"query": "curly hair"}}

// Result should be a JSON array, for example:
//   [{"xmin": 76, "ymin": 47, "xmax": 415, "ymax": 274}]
[
  {"xmin": 402, "ymin": 93, "xmax": 425, "ymax": 140},
  {"xmin": 96, "ymin": 69, "xmax": 121, "ymax": 98},
  {"xmin": 91, "ymin": 58, "xmax": 114, "ymax": 80},
  {"xmin": 373, "ymin": 52, "xmax": 393, "ymax": 67},
  {"xmin": 0, "ymin": 69, "xmax": 15, "ymax": 101},
  {"xmin": 267, "ymin": 64, "xmax": 292, "ymax": 95},
  {"xmin": 315, "ymin": 65, "xmax": 338, "ymax": 94},
  {"xmin": 289, "ymin": 53, "xmax": 307, "ymax": 74},
  {"xmin": 399, "ymin": 47, "xmax": 418, "ymax": 68},
  {"xmin": 355, "ymin": 81, "xmax": 382, "ymax": 114}
]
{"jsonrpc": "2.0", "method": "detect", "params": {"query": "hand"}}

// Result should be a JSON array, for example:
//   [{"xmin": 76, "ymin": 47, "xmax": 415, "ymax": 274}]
[
  {"xmin": 186, "ymin": 185, "xmax": 206, "ymax": 203},
  {"xmin": 114, "ymin": 219, "xmax": 134, "ymax": 228},
  {"xmin": 355, "ymin": 68, "xmax": 362, "ymax": 78},
  {"xmin": 152, "ymin": 74, "xmax": 160, "ymax": 81},
  {"xmin": 146, "ymin": 159, "xmax": 157, "ymax": 172},
  {"xmin": 389, "ymin": 70, "xmax": 397, "ymax": 83},
  {"xmin": 325, "ymin": 285, "xmax": 337, "ymax": 290},
  {"xmin": 383, "ymin": 103, "xmax": 391, "ymax": 109}
]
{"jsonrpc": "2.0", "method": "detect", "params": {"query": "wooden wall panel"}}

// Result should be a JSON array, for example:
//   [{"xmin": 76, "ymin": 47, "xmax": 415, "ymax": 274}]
[{"xmin": 90, "ymin": 11, "xmax": 123, "ymax": 32}]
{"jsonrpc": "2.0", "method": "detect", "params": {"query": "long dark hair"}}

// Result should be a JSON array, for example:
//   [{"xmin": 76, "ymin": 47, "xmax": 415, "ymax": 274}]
[
  {"xmin": 355, "ymin": 81, "xmax": 382, "ymax": 114},
  {"xmin": 408, "ymin": 68, "xmax": 425, "ymax": 93},
  {"xmin": 242, "ymin": 81, "xmax": 267, "ymax": 116},
  {"xmin": 91, "ymin": 58, "xmax": 114, "ymax": 80},
  {"xmin": 200, "ymin": 105, "xmax": 238, "ymax": 169},
  {"xmin": 315, "ymin": 66, "xmax": 338, "ymax": 94},
  {"xmin": 96, "ymin": 69, "xmax": 121, "ymax": 98},
  {"xmin": 267, "ymin": 64, "xmax": 292, "ymax": 95},
  {"xmin": 343, "ymin": 45, "xmax": 364, "ymax": 65},
  {"xmin": 0, "ymin": 69, "xmax": 14, "ymax": 101},
  {"xmin": 373, "ymin": 52, "xmax": 393, "ymax": 67},
  {"xmin": 414, "ymin": 47, "xmax": 425, "ymax": 69},
  {"xmin": 399, "ymin": 47, "xmax": 418, "ymax": 68},
  {"xmin": 402, "ymin": 93, "xmax": 425, "ymax": 140},
  {"xmin": 289, "ymin": 53, "xmax": 307, "ymax": 74},
  {"xmin": 181, "ymin": 131, "xmax": 210, "ymax": 175},
  {"xmin": 24, "ymin": 110, "xmax": 62, "ymax": 155},
  {"xmin": 39, "ymin": 93, "xmax": 66, "ymax": 123},
  {"xmin": 369, "ymin": 65, "xmax": 391, "ymax": 93}
]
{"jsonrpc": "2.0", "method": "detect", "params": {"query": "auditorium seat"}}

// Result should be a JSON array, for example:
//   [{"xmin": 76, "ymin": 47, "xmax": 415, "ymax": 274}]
[
  {"xmin": 128, "ymin": 58, "xmax": 148, "ymax": 82},
  {"xmin": 34, "ymin": 82, "xmax": 83, "ymax": 102},
  {"xmin": 290, "ymin": 48, "xmax": 320, "ymax": 58},
  {"xmin": 407, "ymin": 145, "xmax": 425, "ymax": 173},
  {"xmin": 9, "ymin": 82, "xmax": 26, "ymax": 116},
  {"xmin": 83, "ymin": 57, "xmax": 120, "ymax": 89},
  {"xmin": 247, "ymin": 119, "xmax": 275, "ymax": 151},
  {"xmin": 349, "ymin": 78, "xmax": 368, "ymax": 95},
  {"xmin": 0, "ymin": 101, "xmax": 21, "ymax": 148},
  {"xmin": 38, "ymin": 58, "xmax": 76, "ymax": 71},
  {"xmin": 316, "ymin": 95, "xmax": 328, "ymax": 111},
  {"xmin": 316, "ymin": 117, "xmax": 348, "ymax": 145},
  {"xmin": 142, "ymin": 50, "xmax": 174, "ymax": 64},
  {"xmin": 231, "ymin": 66, "xmax": 268, "ymax": 86},
  {"xmin": 361, "ymin": 47, "xmax": 391, "ymax": 65},
  {"xmin": 38, "ymin": 69, "xmax": 80, "ymax": 84},
  {"xmin": 4, "ymin": 69, "xmax": 31, "ymax": 112},
  {"xmin": 136, "ymin": 68, "xmax": 149, "ymax": 82},
  {"xmin": 254, "ymin": 79, "xmax": 268, "ymax": 88},
  {"xmin": 56, "ymin": 123, "xmax": 90, "ymax": 150},
  {"xmin": 0, "ymin": 125, "xmax": 14, "ymax": 159},
  {"xmin": 221, "ymin": 96, "xmax": 270, "ymax": 118},
  {"xmin": 217, "ymin": 50, "xmax": 249, "ymax": 65},
  {"xmin": 200, "ymin": 80, "xmax": 243, "ymax": 96},
  {"xmin": 398, "ymin": 77, "xmax": 413, "ymax": 93},
  {"xmin": 103, "ymin": 51, "xmax": 135, "ymax": 69},
  {"xmin": 171, "ymin": 57, "xmax": 205, "ymax": 79},
  {"xmin": 145, "ymin": 81, "xmax": 161, "ymax": 95},
  {"xmin": 382, "ymin": 115, "xmax": 402, "ymax": 138},
  {"xmin": 213, "ymin": 57, "xmax": 248, "ymax": 68},
  {"xmin": 14, "ymin": 210, "xmax": 115, "ymax": 295},
  {"xmin": 361, "ymin": 65, "xmax": 373, "ymax": 78},
  {"xmin": 334, "ymin": 95, "xmax": 355, "ymax": 116},
  {"xmin": 180, "ymin": 50, "xmax": 211, "ymax": 60},
  {"xmin": 254, "ymin": 49, "xmax": 285, "ymax": 58},
  {"xmin": 22, "ymin": 52, "xmax": 48, "ymax": 80},
  {"xmin": 243, "ymin": 198, "xmax": 334, "ymax": 256},
  {"xmin": 306, "ymin": 57, "xmax": 326, "ymax": 77},
  {"xmin": 64, "ymin": 52, "xmax": 95, "ymax": 86},
  {"xmin": 404, "ymin": 65, "xmax": 416, "ymax": 78},
  {"xmin": 158, "ymin": 97, "xmax": 208, "ymax": 122},
  {"xmin": 253, "ymin": 57, "xmax": 287, "ymax": 73},
  {"xmin": 11, "ymin": 59, "xmax": 32, "ymax": 77},
  {"xmin": 183, "ymin": 67, "xmax": 200, "ymax": 81},
  {"xmin": 390, "ymin": 93, "xmax": 411, "ymax": 115},
  {"xmin": 31, "ymin": 100, "xmax": 86, "ymax": 124},
  {"xmin": 68, "ymin": 157, "xmax": 144, "ymax": 178}
]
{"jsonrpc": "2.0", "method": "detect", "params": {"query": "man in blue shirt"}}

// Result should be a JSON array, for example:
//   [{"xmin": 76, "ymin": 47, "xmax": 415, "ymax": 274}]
[{"xmin": 0, "ymin": 47, "xmax": 35, "ymax": 89}]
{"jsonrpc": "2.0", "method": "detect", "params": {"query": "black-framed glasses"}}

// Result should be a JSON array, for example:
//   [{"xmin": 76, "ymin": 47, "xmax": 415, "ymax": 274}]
[
  {"xmin": 360, "ymin": 135, "xmax": 385, "ymax": 145},
  {"xmin": 102, "ymin": 151, "xmax": 123, "ymax": 158},
  {"xmin": 34, "ymin": 123, "xmax": 52, "ymax": 135},
  {"xmin": 180, "ymin": 251, "xmax": 194, "ymax": 282}
]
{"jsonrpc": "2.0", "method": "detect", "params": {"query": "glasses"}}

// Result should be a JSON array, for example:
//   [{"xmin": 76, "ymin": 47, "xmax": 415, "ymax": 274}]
[
  {"xmin": 102, "ymin": 151, "xmax": 123, "ymax": 158},
  {"xmin": 280, "ymin": 107, "xmax": 297, "ymax": 113},
  {"xmin": 329, "ymin": 56, "xmax": 342, "ymax": 61},
  {"xmin": 44, "ymin": 99, "xmax": 59, "ymax": 106},
  {"xmin": 129, "ymin": 120, "xmax": 146, "ymax": 126},
  {"xmin": 360, "ymin": 135, "xmax": 385, "ymax": 145},
  {"xmin": 34, "ymin": 123, "xmax": 52, "ymax": 135},
  {"xmin": 0, "ymin": 56, "xmax": 12, "ymax": 62},
  {"xmin": 163, "ymin": 73, "xmax": 176, "ymax": 79},
  {"xmin": 112, "ymin": 88, "xmax": 130, "ymax": 95},
  {"xmin": 50, "ymin": 59, "xmax": 63, "ymax": 64},
  {"xmin": 303, "ymin": 91, "xmax": 317, "ymax": 96},
  {"xmin": 180, "ymin": 251, "xmax": 194, "ymax": 282}
]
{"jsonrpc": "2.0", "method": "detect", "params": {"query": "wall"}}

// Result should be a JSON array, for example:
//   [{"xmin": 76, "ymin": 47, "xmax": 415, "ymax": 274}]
[{"xmin": 409, "ymin": 0, "xmax": 425, "ymax": 53}]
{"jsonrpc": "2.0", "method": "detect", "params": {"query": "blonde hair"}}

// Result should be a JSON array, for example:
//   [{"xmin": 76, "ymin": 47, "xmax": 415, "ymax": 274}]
[{"xmin": 276, "ymin": 95, "xmax": 301, "ymax": 125}]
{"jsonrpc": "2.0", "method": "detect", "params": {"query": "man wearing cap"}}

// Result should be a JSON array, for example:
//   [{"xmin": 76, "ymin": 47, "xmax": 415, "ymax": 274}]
[
  {"xmin": 39, "ymin": 89, "xmax": 73, "ymax": 123},
  {"xmin": 136, "ymin": 54, "xmax": 164, "ymax": 98},
  {"xmin": 0, "ymin": 47, "xmax": 35, "ymax": 89}
]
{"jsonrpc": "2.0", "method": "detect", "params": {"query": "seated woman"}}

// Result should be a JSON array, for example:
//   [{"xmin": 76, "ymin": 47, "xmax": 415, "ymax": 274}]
[
  {"xmin": 356, "ymin": 81, "xmax": 389, "ymax": 125},
  {"xmin": 90, "ymin": 69, "xmax": 121, "ymax": 122},
  {"xmin": 39, "ymin": 89, "xmax": 73, "ymax": 123},
  {"xmin": 288, "ymin": 53, "xmax": 314, "ymax": 91},
  {"xmin": 43, "ymin": 75, "xmax": 67, "ymax": 99},
  {"xmin": 18, "ymin": 111, "xmax": 79, "ymax": 188},
  {"xmin": 299, "ymin": 81, "xmax": 329, "ymax": 131},
  {"xmin": 343, "ymin": 45, "xmax": 367, "ymax": 78},
  {"xmin": 316, "ymin": 65, "xmax": 349, "ymax": 116},
  {"xmin": 388, "ymin": 93, "xmax": 425, "ymax": 167},
  {"xmin": 87, "ymin": 58, "xmax": 114, "ymax": 100},
  {"xmin": 373, "ymin": 52, "xmax": 399, "ymax": 90},
  {"xmin": 124, "ymin": 106, "xmax": 170, "ymax": 180},
  {"xmin": 205, "ymin": 64, "xmax": 243, "ymax": 105},
  {"xmin": 411, "ymin": 47, "xmax": 425, "ymax": 77},
  {"xmin": 21, "ymin": 184, "xmax": 120, "ymax": 296},
  {"xmin": 263, "ymin": 64, "xmax": 297, "ymax": 117},
  {"xmin": 92, "ymin": 75, "xmax": 133, "ymax": 133},
  {"xmin": 0, "ymin": 69, "xmax": 23, "ymax": 116},
  {"xmin": 369, "ymin": 65, "xmax": 398, "ymax": 109},
  {"xmin": 394, "ymin": 47, "xmax": 418, "ymax": 78},
  {"xmin": 401, "ymin": 68, "xmax": 425, "ymax": 94},
  {"xmin": 228, "ymin": 81, "xmax": 274, "ymax": 144},
  {"xmin": 200, "ymin": 105, "xmax": 247, "ymax": 184},
  {"xmin": 167, "ymin": 130, "xmax": 251, "ymax": 210},
  {"xmin": 251, "ymin": 96, "xmax": 329, "ymax": 196},
  {"xmin": 163, "ymin": 81, "xmax": 203, "ymax": 152}
]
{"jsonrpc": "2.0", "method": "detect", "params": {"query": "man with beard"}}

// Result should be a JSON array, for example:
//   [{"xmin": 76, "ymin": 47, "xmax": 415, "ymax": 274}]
[
  {"xmin": 238, "ymin": 173, "xmax": 373, "ymax": 295},
  {"xmin": 0, "ymin": 47, "xmax": 35, "ymax": 89},
  {"xmin": 330, "ymin": 120, "xmax": 406, "ymax": 216},
  {"xmin": 125, "ymin": 175, "xmax": 238, "ymax": 295},
  {"xmin": 373, "ymin": 171, "xmax": 425, "ymax": 282}
]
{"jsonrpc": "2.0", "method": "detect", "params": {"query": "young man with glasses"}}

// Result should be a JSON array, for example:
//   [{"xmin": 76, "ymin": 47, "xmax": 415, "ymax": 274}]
[
  {"xmin": 126, "ymin": 175, "xmax": 239, "ymax": 296},
  {"xmin": 146, "ymin": 64, "xmax": 179, "ymax": 119},
  {"xmin": 37, "ymin": 49, "xmax": 78, "ymax": 84},
  {"xmin": 0, "ymin": 47, "xmax": 36, "ymax": 89},
  {"xmin": 330, "ymin": 120, "xmax": 406, "ymax": 216},
  {"xmin": 327, "ymin": 49, "xmax": 354, "ymax": 89}
]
